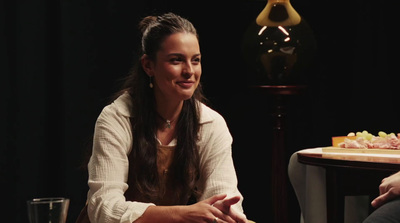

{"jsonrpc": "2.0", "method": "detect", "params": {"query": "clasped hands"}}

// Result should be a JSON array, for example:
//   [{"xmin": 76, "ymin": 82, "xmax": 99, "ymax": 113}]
[{"xmin": 184, "ymin": 194, "xmax": 248, "ymax": 223}]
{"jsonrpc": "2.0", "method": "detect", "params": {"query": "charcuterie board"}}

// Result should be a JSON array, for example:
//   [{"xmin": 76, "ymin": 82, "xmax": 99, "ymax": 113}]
[{"xmin": 322, "ymin": 146, "xmax": 400, "ymax": 154}]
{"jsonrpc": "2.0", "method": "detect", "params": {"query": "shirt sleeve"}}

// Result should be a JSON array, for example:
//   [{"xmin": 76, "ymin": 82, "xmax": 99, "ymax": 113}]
[
  {"xmin": 87, "ymin": 102, "xmax": 154, "ymax": 223},
  {"xmin": 197, "ymin": 107, "xmax": 245, "ymax": 214}
]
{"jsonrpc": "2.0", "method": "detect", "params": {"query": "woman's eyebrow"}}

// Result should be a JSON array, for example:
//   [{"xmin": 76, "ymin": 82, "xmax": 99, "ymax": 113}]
[{"xmin": 167, "ymin": 53, "xmax": 201, "ymax": 58}]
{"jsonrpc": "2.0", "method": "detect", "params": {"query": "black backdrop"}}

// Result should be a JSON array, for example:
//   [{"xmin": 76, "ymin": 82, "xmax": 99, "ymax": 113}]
[{"xmin": 2, "ymin": 0, "xmax": 398, "ymax": 222}]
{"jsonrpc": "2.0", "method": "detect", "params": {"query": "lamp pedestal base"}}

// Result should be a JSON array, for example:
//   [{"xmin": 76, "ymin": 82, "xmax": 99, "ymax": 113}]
[{"xmin": 252, "ymin": 85, "xmax": 306, "ymax": 223}]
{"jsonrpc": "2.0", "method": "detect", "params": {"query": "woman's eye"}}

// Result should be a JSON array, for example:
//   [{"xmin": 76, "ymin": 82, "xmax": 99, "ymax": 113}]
[
  {"xmin": 192, "ymin": 57, "xmax": 201, "ymax": 64},
  {"xmin": 170, "ymin": 58, "xmax": 183, "ymax": 63}
]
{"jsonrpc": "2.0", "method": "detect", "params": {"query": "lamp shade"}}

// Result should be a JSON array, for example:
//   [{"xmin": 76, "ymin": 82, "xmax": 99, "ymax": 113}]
[{"xmin": 242, "ymin": 0, "xmax": 317, "ymax": 86}]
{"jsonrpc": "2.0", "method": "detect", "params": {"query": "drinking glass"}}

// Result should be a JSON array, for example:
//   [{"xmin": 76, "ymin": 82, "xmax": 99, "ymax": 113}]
[{"xmin": 27, "ymin": 197, "xmax": 70, "ymax": 223}]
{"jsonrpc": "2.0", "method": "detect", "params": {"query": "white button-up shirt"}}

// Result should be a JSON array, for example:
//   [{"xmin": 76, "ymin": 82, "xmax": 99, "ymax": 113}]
[{"xmin": 87, "ymin": 92, "xmax": 244, "ymax": 222}]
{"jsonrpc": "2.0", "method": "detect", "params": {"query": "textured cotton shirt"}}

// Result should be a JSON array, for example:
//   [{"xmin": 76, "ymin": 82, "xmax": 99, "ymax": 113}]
[{"xmin": 87, "ymin": 92, "xmax": 244, "ymax": 222}]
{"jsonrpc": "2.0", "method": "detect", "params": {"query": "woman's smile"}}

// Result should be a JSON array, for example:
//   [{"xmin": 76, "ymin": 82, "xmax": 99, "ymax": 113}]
[{"xmin": 176, "ymin": 80, "xmax": 195, "ymax": 89}]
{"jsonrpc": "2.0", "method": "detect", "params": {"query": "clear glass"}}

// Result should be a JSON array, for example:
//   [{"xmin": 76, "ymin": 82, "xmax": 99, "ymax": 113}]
[{"xmin": 27, "ymin": 197, "xmax": 70, "ymax": 223}]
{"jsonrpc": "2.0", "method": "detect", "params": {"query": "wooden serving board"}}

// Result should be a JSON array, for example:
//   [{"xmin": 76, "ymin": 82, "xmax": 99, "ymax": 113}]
[{"xmin": 322, "ymin": 146, "xmax": 400, "ymax": 154}]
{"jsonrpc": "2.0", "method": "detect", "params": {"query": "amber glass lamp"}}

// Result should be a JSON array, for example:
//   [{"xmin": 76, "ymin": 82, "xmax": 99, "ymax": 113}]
[
  {"xmin": 242, "ymin": 0, "xmax": 316, "ymax": 86},
  {"xmin": 242, "ymin": 1, "xmax": 317, "ymax": 223}
]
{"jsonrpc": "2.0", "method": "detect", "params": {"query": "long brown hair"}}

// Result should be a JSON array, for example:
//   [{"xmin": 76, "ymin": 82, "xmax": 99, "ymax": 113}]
[{"xmin": 121, "ymin": 12, "xmax": 206, "ymax": 204}]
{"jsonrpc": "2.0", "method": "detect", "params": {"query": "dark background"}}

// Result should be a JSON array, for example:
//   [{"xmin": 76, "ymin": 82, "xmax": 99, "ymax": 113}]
[{"xmin": 2, "ymin": 0, "xmax": 398, "ymax": 222}]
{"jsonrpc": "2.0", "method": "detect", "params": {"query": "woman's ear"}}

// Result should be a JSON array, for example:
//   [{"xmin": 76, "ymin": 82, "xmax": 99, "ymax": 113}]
[{"xmin": 141, "ymin": 54, "xmax": 154, "ymax": 77}]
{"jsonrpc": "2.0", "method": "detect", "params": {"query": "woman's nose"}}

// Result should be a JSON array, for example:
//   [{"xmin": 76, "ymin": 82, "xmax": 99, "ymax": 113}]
[{"xmin": 183, "ymin": 62, "xmax": 194, "ymax": 77}]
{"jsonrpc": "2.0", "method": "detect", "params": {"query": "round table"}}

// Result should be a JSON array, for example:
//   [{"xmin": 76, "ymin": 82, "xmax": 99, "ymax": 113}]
[{"xmin": 297, "ymin": 147, "xmax": 400, "ymax": 223}]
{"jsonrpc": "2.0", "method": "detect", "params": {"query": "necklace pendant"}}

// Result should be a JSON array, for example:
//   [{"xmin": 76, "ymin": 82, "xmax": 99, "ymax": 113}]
[{"xmin": 166, "ymin": 120, "xmax": 171, "ymax": 128}]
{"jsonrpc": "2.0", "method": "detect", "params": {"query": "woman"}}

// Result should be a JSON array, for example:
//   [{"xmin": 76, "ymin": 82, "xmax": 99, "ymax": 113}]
[{"xmin": 85, "ymin": 12, "xmax": 248, "ymax": 223}]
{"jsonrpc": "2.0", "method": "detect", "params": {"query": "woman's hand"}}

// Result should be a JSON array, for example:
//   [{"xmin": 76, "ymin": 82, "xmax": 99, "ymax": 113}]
[
  {"xmin": 180, "ymin": 194, "xmax": 248, "ymax": 223},
  {"xmin": 210, "ymin": 195, "xmax": 248, "ymax": 223},
  {"xmin": 135, "ymin": 194, "xmax": 248, "ymax": 223},
  {"xmin": 371, "ymin": 171, "xmax": 400, "ymax": 208}
]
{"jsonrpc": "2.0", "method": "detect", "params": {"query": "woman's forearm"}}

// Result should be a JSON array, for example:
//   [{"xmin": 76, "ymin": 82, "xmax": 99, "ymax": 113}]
[{"xmin": 133, "ymin": 205, "xmax": 184, "ymax": 223}]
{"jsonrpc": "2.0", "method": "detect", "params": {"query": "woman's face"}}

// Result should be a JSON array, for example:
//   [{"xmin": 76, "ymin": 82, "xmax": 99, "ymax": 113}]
[{"xmin": 143, "ymin": 32, "xmax": 202, "ymax": 103}]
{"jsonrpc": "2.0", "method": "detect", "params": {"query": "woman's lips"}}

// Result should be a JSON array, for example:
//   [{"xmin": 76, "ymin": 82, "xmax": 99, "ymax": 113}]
[{"xmin": 177, "ymin": 81, "xmax": 195, "ymax": 88}]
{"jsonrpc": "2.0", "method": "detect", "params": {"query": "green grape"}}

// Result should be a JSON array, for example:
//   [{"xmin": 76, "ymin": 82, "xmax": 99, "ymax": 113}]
[
  {"xmin": 361, "ymin": 130, "xmax": 369, "ymax": 139},
  {"xmin": 378, "ymin": 131, "xmax": 387, "ymax": 138}
]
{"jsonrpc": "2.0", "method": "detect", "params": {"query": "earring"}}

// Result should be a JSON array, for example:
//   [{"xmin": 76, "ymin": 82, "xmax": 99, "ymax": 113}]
[{"xmin": 149, "ymin": 76, "xmax": 153, "ymax": 88}]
